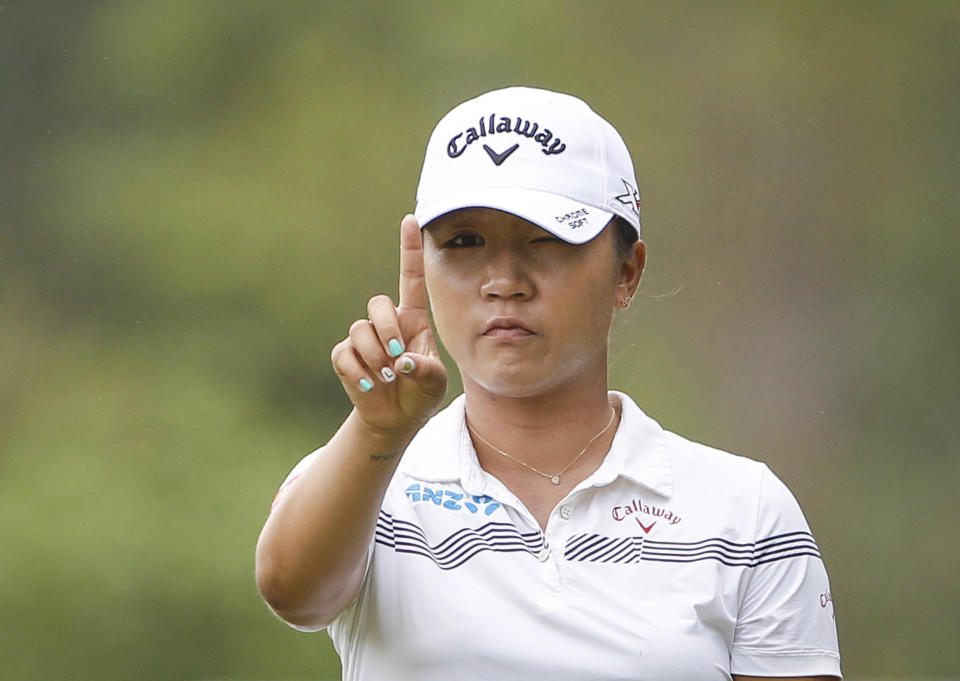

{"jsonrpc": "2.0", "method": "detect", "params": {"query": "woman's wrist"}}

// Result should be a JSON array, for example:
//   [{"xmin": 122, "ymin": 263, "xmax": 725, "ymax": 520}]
[{"xmin": 344, "ymin": 408, "xmax": 423, "ymax": 458}]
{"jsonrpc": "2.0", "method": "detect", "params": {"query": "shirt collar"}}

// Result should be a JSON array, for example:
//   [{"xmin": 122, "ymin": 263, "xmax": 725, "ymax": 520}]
[
  {"xmin": 398, "ymin": 391, "xmax": 673, "ymax": 498},
  {"xmin": 397, "ymin": 394, "xmax": 471, "ymax": 484},
  {"xmin": 592, "ymin": 391, "xmax": 673, "ymax": 497}
]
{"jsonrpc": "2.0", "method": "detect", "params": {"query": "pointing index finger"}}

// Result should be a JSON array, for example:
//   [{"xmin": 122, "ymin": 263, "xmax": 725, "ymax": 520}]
[{"xmin": 398, "ymin": 214, "xmax": 427, "ymax": 311}]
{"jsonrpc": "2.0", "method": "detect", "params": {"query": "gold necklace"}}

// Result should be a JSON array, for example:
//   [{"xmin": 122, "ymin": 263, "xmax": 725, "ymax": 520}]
[{"xmin": 466, "ymin": 408, "xmax": 617, "ymax": 486}]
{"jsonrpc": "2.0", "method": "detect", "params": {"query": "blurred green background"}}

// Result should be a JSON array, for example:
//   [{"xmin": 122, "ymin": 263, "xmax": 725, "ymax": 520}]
[{"xmin": 1, "ymin": 1, "xmax": 957, "ymax": 679}]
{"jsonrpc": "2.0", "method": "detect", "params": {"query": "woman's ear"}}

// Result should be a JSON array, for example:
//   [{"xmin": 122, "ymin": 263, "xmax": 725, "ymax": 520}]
[{"xmin": 615, "ymin": 240, "xmax": 645, "ymax": 305}]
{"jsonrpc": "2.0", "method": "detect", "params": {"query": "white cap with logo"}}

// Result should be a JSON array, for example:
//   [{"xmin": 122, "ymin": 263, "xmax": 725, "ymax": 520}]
[{"xmin": 414, "ymin": 86, "xmax": 641, "ymax": 244}]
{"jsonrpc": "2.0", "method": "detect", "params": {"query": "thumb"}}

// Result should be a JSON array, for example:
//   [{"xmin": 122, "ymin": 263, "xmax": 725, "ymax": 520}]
[{"xmin": 394, "ymin": 352, "xmax": 447, "ymax": 400}]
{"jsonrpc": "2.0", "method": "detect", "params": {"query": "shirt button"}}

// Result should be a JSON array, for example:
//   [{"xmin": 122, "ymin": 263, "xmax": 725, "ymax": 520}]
[
  {"xmin": 559, "ymin": 505, "xmax": 572, "ymax": 520},
  {"xmin": 537, "ymin": 547, "xmax": 551, "ymax": 562}
]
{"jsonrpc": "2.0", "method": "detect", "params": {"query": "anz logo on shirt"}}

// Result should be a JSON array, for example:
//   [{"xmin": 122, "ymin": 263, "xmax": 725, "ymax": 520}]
[{"xmin": 405, "ymin": 484, "xmax": 501, "ymax": 516}]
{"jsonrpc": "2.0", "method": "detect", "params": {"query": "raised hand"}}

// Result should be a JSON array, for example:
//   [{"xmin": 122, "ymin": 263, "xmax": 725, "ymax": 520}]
[{"xmin": 330, "ymin": 215, "xmax": 448, "ymax": 434}]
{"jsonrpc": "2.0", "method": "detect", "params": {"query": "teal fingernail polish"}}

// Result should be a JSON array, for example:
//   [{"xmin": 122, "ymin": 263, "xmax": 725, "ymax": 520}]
[
  {"xmin": 388, "ymin": 338, "xmax": 404, "ymax": 357},
  {"xmin": 359, "ymin": 378, "xmax": 374, "ymax": 392}
]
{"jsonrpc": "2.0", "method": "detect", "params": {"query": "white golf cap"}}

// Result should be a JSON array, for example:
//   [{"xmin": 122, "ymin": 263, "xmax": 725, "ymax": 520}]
[{"xmin": 414, "ymin": 86, "xmax": 641, "ymax": 244}]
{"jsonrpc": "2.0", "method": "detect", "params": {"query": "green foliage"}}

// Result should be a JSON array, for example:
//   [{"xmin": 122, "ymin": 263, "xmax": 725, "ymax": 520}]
[{"xmin": 1, "ymin": 1, "xmax": 957, "ymax": 678}]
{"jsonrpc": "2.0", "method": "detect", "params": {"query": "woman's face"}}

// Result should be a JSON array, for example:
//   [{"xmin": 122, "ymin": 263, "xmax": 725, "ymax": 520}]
[{"xmin": 422, "ymin": 208, "xmax": 643, "ymax": 399}]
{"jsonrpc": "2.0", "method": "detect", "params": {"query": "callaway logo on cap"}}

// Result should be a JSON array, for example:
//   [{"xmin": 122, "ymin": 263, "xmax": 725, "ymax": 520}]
[{"xmin": 414, "ymin": 86, "xmax": 641, "ymax": 243}]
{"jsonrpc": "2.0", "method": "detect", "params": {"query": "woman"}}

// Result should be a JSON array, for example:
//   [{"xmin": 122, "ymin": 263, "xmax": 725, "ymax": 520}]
[{"xmin": 256, "ymin": 87, "xmax": 842, "ymax": 680}]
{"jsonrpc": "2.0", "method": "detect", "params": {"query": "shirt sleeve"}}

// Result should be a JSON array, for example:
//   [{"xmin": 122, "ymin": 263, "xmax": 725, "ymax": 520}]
[{"xmin": 730, "ymin": 464, "xmax": 842, "ymax": 678}]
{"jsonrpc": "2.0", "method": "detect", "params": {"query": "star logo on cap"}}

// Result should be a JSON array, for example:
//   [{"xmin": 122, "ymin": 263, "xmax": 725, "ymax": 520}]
[{"xmin": 615, "ymin": 179, "xmax": 641, "ymax": 215}]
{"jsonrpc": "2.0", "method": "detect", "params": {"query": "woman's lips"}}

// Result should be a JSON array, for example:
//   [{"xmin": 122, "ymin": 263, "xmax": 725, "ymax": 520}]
[
  {"xmin": 484, "ymin": 326, "xmax": 534, "ymax": 339},
  {"xmin": 483, "ymin": 318, "xmax": 535, "ymax": 339}
]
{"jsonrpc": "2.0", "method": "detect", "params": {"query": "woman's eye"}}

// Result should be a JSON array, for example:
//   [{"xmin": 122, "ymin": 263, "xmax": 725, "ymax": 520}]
[
  {"xmin": 445, "ymin": 233, "xmax": 483, "ymax": 248},
  {"xmin": 531, "ymin": 236, "xmax": 563, "ymax": 245}
]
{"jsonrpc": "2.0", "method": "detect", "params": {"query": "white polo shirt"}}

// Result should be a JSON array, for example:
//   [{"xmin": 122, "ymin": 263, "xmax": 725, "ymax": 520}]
[{"xmin": 278, "ymin": 392, "xmax": 841, "ymax": 680}]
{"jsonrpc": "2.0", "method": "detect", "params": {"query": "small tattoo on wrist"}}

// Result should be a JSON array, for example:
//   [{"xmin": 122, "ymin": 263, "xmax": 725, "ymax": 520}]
[{"xmin": 369, "ymin": 453, "xmax": 399, "ymax": 462}]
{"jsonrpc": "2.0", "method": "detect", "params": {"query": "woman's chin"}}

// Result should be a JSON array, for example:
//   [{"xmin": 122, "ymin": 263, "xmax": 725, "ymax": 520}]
[
  {"xmin": 462, "ymin": 366, "xmax": 568, "ymax": 401},
  {"xmin": 458, "ymin": 347, "xmax": 605, "ymax": 400}
]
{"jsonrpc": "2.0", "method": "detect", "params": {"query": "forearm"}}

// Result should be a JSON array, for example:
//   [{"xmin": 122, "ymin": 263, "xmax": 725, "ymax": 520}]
[
  {"xmin": 255, "ymin": 409, "xmax": 418, "ymax": 627},
  {"xmin": 256, "ymin": 215, "xmax": 445, "ymax": 628}
]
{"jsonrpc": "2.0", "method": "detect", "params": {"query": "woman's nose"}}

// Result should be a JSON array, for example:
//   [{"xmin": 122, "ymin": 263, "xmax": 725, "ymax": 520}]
[{"xmin": 479, "ymin": 251, "xmax": 533, "ymax": 300}]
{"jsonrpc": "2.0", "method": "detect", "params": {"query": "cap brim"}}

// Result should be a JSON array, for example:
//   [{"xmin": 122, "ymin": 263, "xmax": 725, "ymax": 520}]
[{"xmin": 414, "ymin": 187, "xmax": 614, "ymax": 244}]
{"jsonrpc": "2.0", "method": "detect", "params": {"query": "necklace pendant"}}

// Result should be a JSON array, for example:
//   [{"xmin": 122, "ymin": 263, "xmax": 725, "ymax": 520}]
[{"xmin": 550, "ymin": 475, "xmax": 561, "ymax": 486}]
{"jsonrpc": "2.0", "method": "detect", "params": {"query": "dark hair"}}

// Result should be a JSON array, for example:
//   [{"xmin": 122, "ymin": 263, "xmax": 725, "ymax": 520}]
[{"xmin": 610, "ymin": 216, "xmax": 638, "ymax": 260}]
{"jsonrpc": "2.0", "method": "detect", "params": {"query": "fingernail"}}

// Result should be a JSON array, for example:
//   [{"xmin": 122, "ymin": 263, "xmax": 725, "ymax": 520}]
[
  {"xmin": 387, "ymin": 338, "xmax": 404, "ymax": 357},
  {"xmin": 398, "ymin": 356, "xmax": 416, "ymax": 374},
  {"xmin": 380, "ymin": 367, "xmax": 396, "ymax": 383},
  {"xmin": 358, "ymin": 378, "xmax": 374, "ymax": 392}
]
